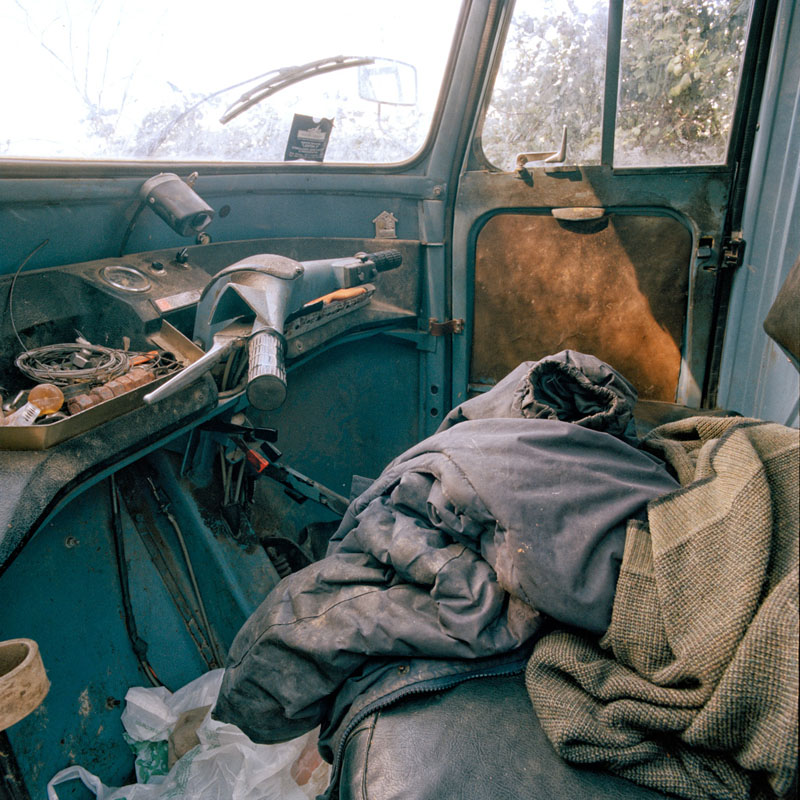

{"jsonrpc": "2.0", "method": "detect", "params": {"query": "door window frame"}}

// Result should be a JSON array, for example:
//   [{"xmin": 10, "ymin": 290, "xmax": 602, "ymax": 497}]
[{"xmin": 470, "ymin": 0, "xmax": 773, "ymax": 175}]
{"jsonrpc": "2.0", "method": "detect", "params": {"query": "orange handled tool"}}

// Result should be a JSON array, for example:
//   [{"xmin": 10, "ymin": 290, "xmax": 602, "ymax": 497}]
[{"xmin": 303, "ymin": 286, "xmax": 368, "ymax": 308}]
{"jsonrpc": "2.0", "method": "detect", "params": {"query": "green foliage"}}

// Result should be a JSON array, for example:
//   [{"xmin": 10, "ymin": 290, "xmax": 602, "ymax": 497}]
[
  {"xmin": 482, "ymin": 0, "xmax": 608, "ymax": 167},
  {"xmin": 74, "ymin": 83, "xmax": 423, "ymax": 164},
  {"xmin": 6, "ymin": 0, "xmax": 750, "ymax": 167},
  {"xmin": 129, "ymin": 97, "xmax": 286, "ymax": 162},
  {"xmin": 482, "ymin": 0, "xmax": 751, "ymax": 169},
  {"xmin": 124, "ymin": 89, "xmax": 425, "ymax": 163},
  {"xmin": 616, "ymin": 0, "xmax": 751, "ymax": 165}
]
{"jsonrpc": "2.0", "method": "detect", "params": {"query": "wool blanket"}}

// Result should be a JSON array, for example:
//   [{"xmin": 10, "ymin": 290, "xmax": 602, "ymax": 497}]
[{"xmin": 525, "ymin": 417, "xmax": 799, "ymax": 800}]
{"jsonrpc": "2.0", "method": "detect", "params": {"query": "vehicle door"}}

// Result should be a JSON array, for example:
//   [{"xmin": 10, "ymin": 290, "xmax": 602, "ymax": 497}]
[{"xmin": 448, "ymin": 0, "xmax": 776, "ymax": 412}]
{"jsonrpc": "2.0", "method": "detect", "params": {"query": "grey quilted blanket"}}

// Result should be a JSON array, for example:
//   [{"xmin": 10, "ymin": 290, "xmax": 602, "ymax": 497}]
[{"xmin": 213, "ymin": 353, "xmax": 678, "ymax": 744}]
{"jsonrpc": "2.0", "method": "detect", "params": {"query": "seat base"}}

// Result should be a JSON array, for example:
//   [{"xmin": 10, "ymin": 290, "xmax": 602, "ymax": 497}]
[{"xmin": 337, "ymin": 673, "xmax": 674, "ymax": 800}]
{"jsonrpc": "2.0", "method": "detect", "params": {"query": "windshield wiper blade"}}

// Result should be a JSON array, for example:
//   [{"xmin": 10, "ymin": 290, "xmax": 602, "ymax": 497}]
[{"xmin": 220, "ymin": 55, "xmax": 374, "ymax": 124}]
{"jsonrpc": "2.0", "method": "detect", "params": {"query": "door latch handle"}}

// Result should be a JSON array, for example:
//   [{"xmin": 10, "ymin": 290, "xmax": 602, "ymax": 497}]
[{"xmin": 516, "ymin": 125, "xmax": 568, "ymax": 180}]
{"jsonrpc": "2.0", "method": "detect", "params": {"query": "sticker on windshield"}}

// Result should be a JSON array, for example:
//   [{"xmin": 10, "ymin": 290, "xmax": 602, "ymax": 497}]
[{"xmin": 284, "ymin": 115, "xmax": 334, "ymax": 162}]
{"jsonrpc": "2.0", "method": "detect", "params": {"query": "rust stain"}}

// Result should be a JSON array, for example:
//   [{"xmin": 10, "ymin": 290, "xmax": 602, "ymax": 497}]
[
  {"xmin": 507, "ymin": 596, "xmax": 540, "ymax": 641},
  {"xmin": 78, "ymin": 687, "xmax": 92, "ymax": 718}
]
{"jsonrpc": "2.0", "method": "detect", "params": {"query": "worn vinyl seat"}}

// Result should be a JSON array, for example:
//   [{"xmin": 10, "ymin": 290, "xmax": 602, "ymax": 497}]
[{"xmin": 338, "ymin": 673, "xmax": 673, "ymax": 800}]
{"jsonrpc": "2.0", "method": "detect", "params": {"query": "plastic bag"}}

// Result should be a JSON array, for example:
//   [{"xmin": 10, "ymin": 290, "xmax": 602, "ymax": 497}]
[{"xmin": 47, "ymin": 669, "xmax": 329, "ymax": 800}]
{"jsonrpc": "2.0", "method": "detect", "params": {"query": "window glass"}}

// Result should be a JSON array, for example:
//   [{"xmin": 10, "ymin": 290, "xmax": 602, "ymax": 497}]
[
  {"xmin": 482, "ymin": 0, "xmax": 609, "ymax": 170},
  {"xmin": 0, "ymin": 1, "xmax": 462, "ymax": 164},
  {"xmin": 614, "ymin": 0, "xmax": 753, "ymax": 167}
]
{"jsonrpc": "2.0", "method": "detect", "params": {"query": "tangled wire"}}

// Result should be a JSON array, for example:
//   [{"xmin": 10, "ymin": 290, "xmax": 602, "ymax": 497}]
[{"xmin": 15, "ymin": 343, "xmax": 179, "ymax": 388}]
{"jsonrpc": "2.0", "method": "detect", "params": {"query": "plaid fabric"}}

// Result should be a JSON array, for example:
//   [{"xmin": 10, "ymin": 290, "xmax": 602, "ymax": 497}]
[{"xmin": 526, "ymin": 418, "xmax": 799, "ymax": 800}]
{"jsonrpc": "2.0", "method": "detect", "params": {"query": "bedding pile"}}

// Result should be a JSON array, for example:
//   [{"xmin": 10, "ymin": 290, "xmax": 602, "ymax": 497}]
[
  {"xmin": 214, "ymin": 352, "xmax": 798, "ymax": 799},
  {"xmin": 214, "ymin": 352, "xmax": 677, "ymax": 743}
]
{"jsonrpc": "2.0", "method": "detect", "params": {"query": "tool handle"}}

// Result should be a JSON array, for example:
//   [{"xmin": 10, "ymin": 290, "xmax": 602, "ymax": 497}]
[
  {"xmin": 360, "ymin": 250, "xmax": 402, "ymax": 272},
  {"xmin": 144, "ymin": 337, "xmax": 233, "ymax": 405},
  {"xmin": 246, "ymin": 331, "xmax": 287, "ymax": 411},
  {"xmin": 306, "ymin": 286, "xmax": 368, "ymax": 307}
]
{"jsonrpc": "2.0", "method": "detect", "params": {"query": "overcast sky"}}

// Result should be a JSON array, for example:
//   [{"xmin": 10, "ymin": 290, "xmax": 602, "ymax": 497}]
[{"xmin": 0, "ymin": 0, "xmax": 463, "ymax": 157}]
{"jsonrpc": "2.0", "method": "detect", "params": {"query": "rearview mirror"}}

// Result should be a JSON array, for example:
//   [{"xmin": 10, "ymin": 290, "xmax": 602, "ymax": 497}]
[{"xmin": 358, "ymin": 59, "xmax": 417, "ymax": 106}]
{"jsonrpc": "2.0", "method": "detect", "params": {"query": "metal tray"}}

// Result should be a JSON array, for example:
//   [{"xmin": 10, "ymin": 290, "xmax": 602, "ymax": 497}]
[{"xmin": 0, "ymin": 321, "xmax": 204, "ymax": 451}]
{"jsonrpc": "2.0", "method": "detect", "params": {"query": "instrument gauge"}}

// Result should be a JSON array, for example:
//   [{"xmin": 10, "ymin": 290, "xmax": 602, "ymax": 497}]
[{"xmin": 100, "ymin": 265, "xmax": 152, "ymax": 293}]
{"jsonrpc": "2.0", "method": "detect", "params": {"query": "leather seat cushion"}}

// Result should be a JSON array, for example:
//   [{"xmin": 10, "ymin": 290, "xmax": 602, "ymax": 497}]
[{"xmin": 337, "ymin": 673, "xmax": 675, "ymax": 800}]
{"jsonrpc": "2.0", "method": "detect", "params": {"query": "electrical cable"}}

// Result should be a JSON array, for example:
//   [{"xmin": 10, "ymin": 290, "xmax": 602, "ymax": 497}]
[
  {"xmin": 231, "ymin": 350, "xmax": 249, "ymax": 388},
  {"xmin": 109, "ymin": 475, "xmax": 165, "ymax": 688},
  {"xmin": 233, "ymin": 458, "xmax": 246, "ymax": 505},
  {"xmin": 219, "ymin": 445, "xmax": 232, "ymax": 506},
  {"xmin": 220, "ymin": 348, "xmax": 235, "ymax": 391},
  {"xmin": 118, "ymin": 201, "xmax": 146, "ymax": 257},
  {"xmin": 146, "ymin": 478, "xmax": 225, "ymax": 667},
  {"xmin": 217, "ymin": 347, "xmax": 248, "ymax": 399},
  {"xmin": 15, "ymin": 345, "xmax": 180, "ymax": 387},
  {"xmin": 6, "ymin": 238, "xmax": 49, "ymax": 355},
  {"xmin": 217, "ymin": 380, "xmax": 247, "ymax": 400},
  {"xmin": 15, "ymin": 343, "xmax": 130, "ymax": 386}
]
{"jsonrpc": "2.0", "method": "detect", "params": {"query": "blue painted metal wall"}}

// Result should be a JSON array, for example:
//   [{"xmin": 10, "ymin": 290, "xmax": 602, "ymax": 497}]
[
  {"xmin": 717, "ymin": 0, "xmax": 800, "ymax": 426},
  {"xmin": 0, "ymin": 455, "xmax": 281, "ymax": 798}
]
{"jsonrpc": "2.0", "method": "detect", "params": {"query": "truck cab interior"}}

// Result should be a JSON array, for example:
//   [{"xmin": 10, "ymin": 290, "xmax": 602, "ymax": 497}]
[{"xmin": 0, "ymin": 1, "xmax": 797, "ymax": 798}]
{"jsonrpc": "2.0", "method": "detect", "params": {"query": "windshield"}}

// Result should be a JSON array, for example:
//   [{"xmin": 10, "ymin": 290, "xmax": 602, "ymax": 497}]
[{"xmin": 1, "ymin": 1, "xmax": 462, "ymax": 164}]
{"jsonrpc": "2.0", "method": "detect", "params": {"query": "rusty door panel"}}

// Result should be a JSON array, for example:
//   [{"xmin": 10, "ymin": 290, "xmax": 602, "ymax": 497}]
[{"xmin": 471, "ymin": 213, "xmax": 691, "ymax": 401}]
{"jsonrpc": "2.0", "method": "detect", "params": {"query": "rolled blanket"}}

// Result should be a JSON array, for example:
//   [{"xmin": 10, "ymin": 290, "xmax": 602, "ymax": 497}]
[{"xmin": 439, "ymin": 350, "xmax": 639, "ymax": 445}]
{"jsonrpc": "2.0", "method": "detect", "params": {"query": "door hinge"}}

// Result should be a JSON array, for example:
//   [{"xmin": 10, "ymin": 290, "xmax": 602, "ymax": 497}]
[
  {"xmin": 721, "ymin": 236, "xmax": 746, "ymax": 270},
  {"xmin": 428, "ymin": 318, "xmax": 464, "ymax": 336}
]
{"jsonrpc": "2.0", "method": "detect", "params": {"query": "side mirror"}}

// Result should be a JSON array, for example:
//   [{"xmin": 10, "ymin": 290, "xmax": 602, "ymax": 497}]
[{"xmin": 358, "ymin": 59, "xmax": 417, "ymax": 106}]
